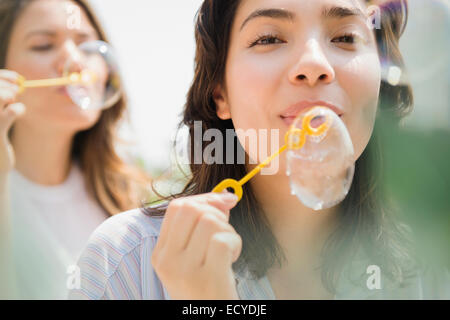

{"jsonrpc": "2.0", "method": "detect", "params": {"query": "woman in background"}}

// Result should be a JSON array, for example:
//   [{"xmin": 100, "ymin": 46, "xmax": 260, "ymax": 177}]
[{"xmin": 0, "ymin": 0, "xmax": 148, "ymax": 299}]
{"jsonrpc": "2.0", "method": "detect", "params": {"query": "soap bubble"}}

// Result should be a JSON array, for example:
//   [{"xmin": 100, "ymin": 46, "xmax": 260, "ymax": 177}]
[
  {"xmin": 286, "ymin": 107, "xmax": 355, "ymax": 211},
  {"xmin": 64, "ymin": 40, "xmax": 122, "ymax": 110},
  {"xmin": 379, "ymin": 0, "xmax": 449, "ymax": 87}
]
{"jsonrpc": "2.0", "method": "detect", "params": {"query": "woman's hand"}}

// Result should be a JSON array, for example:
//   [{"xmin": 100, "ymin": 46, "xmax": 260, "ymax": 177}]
[
  {"xmin": 0, "ymin": 70, "xmax": 25, "ymax": 176},
  {"xmin": 0, "ymin": 70, "xmax": 23, "ymax": 298},
  {"xmin": 152, "ymin": 192, "xmax": 242, "ymax": 300}
]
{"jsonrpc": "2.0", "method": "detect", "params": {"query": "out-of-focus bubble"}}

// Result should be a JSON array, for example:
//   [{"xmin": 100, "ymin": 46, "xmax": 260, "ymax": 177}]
[
  {"xmin": 385, "ymin": 65, "xmax": 403, "ymax": 86},
  {"xmin": 379, "ymin": 0, "xmax": 449, "ymax": 87},
  {"xmin": 64, "ymin": 40, "xmax": 122, "ymax": 110},
  {"xmin": 286, "ymin": 107, "xmax": 355, "ymax": 211}
]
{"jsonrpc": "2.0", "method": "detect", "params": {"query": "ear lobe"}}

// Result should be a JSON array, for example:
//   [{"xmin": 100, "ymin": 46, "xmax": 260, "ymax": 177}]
[{"xmin": 213, "ymin": 85, "xmax": 231, "ymax": 120}]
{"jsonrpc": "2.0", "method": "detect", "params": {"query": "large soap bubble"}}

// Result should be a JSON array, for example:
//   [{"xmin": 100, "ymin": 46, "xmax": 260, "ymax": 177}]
[
  {"xmin": 64, "ymin": 40, "xmax": 121, "ymax": 110},
  {"xmin": 213, "ymin": 107, "xmax": 355, "ymax": 211},
  {"xmin": 285, "ymin": 107, "xmax": 355, "ymax": 210}
]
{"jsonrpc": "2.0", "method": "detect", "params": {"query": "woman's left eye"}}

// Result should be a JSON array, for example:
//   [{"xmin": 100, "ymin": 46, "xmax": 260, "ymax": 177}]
[{"xmin": 331, "ymin": 33, "xmax": 361, "ymax": 45}]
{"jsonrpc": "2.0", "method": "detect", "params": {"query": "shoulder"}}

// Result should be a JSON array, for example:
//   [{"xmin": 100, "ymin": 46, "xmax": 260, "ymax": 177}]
[
  {"xmin": 88, "ymin": 204, "xmax": 165, "ymax": 247},
  {"xmin": 69, "ymin": 203, "xmax": 169, "ymax": 300}
]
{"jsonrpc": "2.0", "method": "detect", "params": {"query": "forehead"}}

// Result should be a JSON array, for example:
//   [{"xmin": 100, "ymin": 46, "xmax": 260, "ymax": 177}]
[
  {"xmin": 14, "ymin": 0, "xmax": 96, "ymax": 35},
  {"xmin": 235, "ymin": 0, "xmax": 368, "ymax": 23}
]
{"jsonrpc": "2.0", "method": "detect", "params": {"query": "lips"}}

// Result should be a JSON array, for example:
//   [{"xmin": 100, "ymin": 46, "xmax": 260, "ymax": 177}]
[
  {"xmin": 57, "ymin": 86, "xmax": 70, "ymax": 97},
  {"xmin": 280, "ymin": 100, "xmax": 344, "ymax": 126}
]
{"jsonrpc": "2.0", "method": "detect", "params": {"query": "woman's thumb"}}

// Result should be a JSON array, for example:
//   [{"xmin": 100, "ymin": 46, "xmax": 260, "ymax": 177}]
[{"xmin": 1, "ymin": 103, "xmax": 26, "ymax": 132}]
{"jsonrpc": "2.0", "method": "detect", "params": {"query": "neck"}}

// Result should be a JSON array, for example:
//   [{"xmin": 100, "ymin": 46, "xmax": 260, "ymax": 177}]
[
  {"xmin": 249, "ymin": 169, "xmax": 338, "ymax": 299},
  {"xmin": 11, "ymin": 120, "xmax": 75, "ymax": 186}
]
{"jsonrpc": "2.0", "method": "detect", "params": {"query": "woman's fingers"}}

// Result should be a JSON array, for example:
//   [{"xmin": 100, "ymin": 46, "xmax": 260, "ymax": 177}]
[
  {"xmin": 0, "ymin": 81, "xmax": 20, "ymax": 95},
  {"xmin": 205, "ymin": 231, "xmax": 242, "ymax": 269},
  {"xmin": 0, "ymin": 70, "xmax": 24, "ymax": 174},
  {"xmin": 0, "ymin": 70, "xmax": 21, "ymax": 84},
  {"xmin": 196, "ymin": 192, "xmax": 239, "ymax": 214},
  {"xmin": 0, "ymin": 71, "xmax": 24, "ymax": 134},
  {"xmin": 0, "ymin": 86, "xmax": 19, "ymax": 108},
  {"xmin": 156, "ymin": 192, "xmax": 238, "ymax": 250},
  {"xmin": 0, "ymin": 69, "xmax": 22, "ymax": 111},
  {"xmin": 184, "ymin": 211, "xmax": 236, "ymax": 266},
  {"xmin": 0, "ymin": 103, "xmax": 26, "ymax": 134},
  {"xmin": 0, "ymin": 103, "xmax": 26, "ymax": 173},
  {"xmin": 151, "ymin": 192, "xmax": 241, "ymax": 300},
  {"xmin": 3, "ymin": 102, "xmax": 25, "ymax": 118},
  {"xmin": 166, "ymin": 203, "xmax": 228, "ymax": 253}
]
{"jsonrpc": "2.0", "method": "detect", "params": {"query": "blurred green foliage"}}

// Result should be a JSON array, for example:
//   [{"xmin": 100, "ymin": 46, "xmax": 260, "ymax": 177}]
[{"xmin": 380, "ymin": 119, "xmax": 450, "ymax": 268}]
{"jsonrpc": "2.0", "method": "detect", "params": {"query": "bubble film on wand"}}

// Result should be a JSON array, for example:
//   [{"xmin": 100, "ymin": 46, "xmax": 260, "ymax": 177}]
[{"xmin": 213, "ymin": 106, "xmax": 355, "ymax": 211}]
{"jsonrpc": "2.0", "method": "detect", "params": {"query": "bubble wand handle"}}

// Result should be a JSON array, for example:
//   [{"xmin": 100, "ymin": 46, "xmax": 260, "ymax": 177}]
[
  {"xmin": 238, "ymin": 145, "xmax": 287, "ymax": 186},
  {"xmin": 212, "ymin": 106, "xmax": 333, "ymax": 202},
  {"xmin": 212, "ymin": 144, "xmax": 288, "ymax": 201},
  {"xmin": 17, "ymin": 70, "xmax": 97, "ymax": 93}
]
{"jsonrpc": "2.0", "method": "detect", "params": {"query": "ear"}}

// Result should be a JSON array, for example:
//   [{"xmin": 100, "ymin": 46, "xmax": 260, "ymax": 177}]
[{"xmin": 213, "ymin": 84, "xmax": 231, "ymax": 120}]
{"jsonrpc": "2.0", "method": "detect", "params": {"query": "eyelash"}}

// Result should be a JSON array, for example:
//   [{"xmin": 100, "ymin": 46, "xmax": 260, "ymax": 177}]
[
  {"xmin": 331, "ymin": 32, "xmax": 359, "ymax": 44},
  {"xmin": 31, "ymin": 44, "xmax": 53, "ymax": 51},
  {"xmin": 248, "ymin": 33, "xmax": 285, "ymax": 47},
  {"xmin": 249, "ymin": 32, "xmax": 361, "ymax": 48}
]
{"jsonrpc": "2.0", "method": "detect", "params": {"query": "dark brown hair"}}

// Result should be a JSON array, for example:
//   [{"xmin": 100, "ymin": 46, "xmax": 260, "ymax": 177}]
[
  {"xmin": 0, "ymin": 0, "xmax": 149, "ymax": 215},
  {"xmin": 147, "ymin": 0, "xmax": 415, "ymax": 293}
]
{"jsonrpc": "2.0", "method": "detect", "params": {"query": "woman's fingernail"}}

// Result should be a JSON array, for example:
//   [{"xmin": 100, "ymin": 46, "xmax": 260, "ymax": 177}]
[
  {"xmin": 220, "ymin": 192, "xmax": 238, "ymax": 203},
  {"xmin": 9, "ymin": 103, "xmax": 25, "ymax": 116}
]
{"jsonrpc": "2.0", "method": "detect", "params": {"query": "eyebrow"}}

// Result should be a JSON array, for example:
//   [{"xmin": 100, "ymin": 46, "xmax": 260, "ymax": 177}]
[
  {"xmin": 240, "ymin": 5, "xmax": 367, "ymax": 31},
  {"xmin": 25, "ymin": 30, "xmax": 57, "ymax": 40},
  {"xmin": 25, "ymin": 29, "xmax": 96, "ymax": 40},
  {"xmin": 240, "ymin": 8, "xmax": 295, "ymax": 31},
  {"xmin": 322, "ymin": 5, "xmax": 367, "ymax": 20}
]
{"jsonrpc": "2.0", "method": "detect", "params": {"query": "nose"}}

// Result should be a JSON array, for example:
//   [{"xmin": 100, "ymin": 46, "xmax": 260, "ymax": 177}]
[
  {"xmin": 288, "ymin": 39, "xmax": 335, "ymax": 87},
  {"xmin": 55, "ymin": 40, "xmax": 84, "ymax": 76}
]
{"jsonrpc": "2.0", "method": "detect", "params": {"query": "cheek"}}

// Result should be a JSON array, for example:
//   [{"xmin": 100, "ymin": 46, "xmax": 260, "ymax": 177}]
[
  {"xmin": 7, "ymin": 50, "xmax": 101, "ymax": 130},
  {"xmin": 226, "ymin": 53, "xmax": 285, "ymax": 161},
  {"xmin": 226, "ymin": 52, "xmax": 284, "ymax": 129},
  {"xmin": 7, "ymin": 50, "xmax": 60, "ymax": 110},
  {"xmin": 6, "ymin": 46, "xmax": 55, "ymax": 80},
  {"xmin": 337, "ymin": 53, "xmax": 381, "ymax": 160}
]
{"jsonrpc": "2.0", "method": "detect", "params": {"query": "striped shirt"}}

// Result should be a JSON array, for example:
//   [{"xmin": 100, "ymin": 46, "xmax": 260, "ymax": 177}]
[{"xmin": 69, "ymin": 207, "xmax": 450, "ymax": 300}]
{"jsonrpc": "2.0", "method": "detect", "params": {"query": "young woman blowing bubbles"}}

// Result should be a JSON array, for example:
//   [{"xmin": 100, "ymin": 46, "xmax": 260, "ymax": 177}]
[{"xmin": 70, "ymin": 0, "xmax": 449, "ymax": 300}]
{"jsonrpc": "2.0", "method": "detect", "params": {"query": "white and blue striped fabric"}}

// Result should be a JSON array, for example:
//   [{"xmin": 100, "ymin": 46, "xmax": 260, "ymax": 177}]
[{"xmin": 69, "ymin": 207, "xmax": 450, "ymax": 300}]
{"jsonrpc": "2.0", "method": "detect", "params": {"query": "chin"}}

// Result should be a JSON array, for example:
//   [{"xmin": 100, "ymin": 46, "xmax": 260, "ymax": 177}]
[
  {"xmin": 50, "ymin": 112, "xmax": 102, "ymax": 133},
  {"xmin": 75, "ymin": 120, "xmax": 101, "ymax": 132}
]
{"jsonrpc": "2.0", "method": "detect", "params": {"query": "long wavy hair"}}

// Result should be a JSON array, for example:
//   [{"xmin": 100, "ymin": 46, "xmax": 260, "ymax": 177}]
[
  {"xmin": 0, "ymin": 0, "xmax": 149, "ymax": 215},
  {"xmin": 146, "ymin": 0, "xmax": 416, "ymax": 293}
]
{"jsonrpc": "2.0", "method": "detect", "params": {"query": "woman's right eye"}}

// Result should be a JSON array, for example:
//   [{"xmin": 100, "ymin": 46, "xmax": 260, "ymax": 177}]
[
  {"xmin": 249, "ymin": 34, "xmax": 285, "ymax": 47},
  {"xmin": 30, "ymin": 44, "xmax": 54, "ymax": 51}
]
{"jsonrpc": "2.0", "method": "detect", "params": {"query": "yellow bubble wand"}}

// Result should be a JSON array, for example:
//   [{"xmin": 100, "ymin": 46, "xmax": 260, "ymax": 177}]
[
  {"xmin": 17, "ymin": 70, "xmax": 97, "ymax": 94},
  {"xmin": 212, "ymin": 106, "xmax": 333, "ymax": 202}
]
